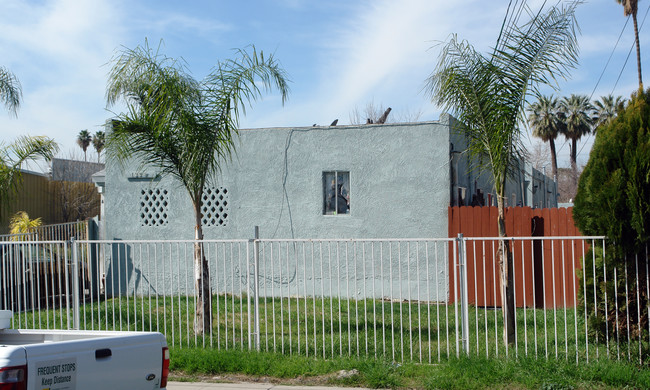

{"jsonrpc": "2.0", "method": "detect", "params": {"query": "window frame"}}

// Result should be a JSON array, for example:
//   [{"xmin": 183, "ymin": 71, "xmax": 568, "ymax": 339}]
[{"xmin": 322, "ymin": 171, "xmax": 350, "ymax": 216}]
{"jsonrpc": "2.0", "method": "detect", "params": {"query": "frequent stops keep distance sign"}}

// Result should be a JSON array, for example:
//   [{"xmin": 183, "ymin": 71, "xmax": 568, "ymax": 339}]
[{"xmin": 35, "ymin": 357, "xmax": 77, "ymax": 390}]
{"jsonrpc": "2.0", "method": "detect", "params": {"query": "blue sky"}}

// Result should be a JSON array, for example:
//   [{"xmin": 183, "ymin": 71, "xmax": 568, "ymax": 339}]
[{"xmin": 0, "ymin": 0, "xmax": 647, "ymax": 169}]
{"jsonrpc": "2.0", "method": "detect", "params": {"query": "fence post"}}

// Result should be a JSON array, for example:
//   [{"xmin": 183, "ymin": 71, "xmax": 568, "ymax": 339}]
[
  {"xmin": 71, "ymin": 238, "xmax": 80, "ymax": 330},
  {"xmin": 456, "ymin": 234, "xmax": 470, "ymax": 356},
  {"xmin": 249, "ymin": 226, "xmax": 261, "ymax": 351}
]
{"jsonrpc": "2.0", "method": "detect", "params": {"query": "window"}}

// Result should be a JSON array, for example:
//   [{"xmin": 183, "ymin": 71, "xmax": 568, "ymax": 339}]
[
  {"xmin": 140, "ymin": 188, "xmax": 169, "ymax": 226},
  {"xmin": 323, "ymin": 171, "xmax": 350, "ymax": 215}
]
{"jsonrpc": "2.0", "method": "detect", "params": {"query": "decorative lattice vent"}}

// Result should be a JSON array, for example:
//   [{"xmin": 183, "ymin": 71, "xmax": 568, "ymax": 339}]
[
  {"xmin": 140, "ymin": 188, "xmax": 169, "ymax": 227},
  {"xmin": 202, "ymin": 187, "xmax": 229, "ymax": 227}
]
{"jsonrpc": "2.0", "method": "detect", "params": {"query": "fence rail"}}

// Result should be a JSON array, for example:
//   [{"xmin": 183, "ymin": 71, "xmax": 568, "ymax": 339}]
[
  {"xmin": 0, "ymin": 220, "xmax": 90, "ymax": 242},
  {"xmin": 0, "ymin": 236, "xmax": 648, "ymax": 364}
]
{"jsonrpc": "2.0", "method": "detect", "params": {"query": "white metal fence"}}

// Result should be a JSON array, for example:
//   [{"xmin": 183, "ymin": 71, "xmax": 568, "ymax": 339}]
[
  {"xmin": 0, "ymin": 220, "xmax": 90, "ymax": 242},
  {"xmin": 1, "ymin": 235, "xmax": 648, "ymax": 363}
]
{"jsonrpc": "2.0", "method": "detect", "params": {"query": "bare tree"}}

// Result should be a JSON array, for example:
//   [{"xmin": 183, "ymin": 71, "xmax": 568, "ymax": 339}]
[
  {"xmin": 51, "ymin": 181, "xmax": 100, "ymax": 222},
  {"xmin": 349, "ymin": 100, "xmax": 389, "ymax": 124},
  {"xmin": 526, "ymin": 140, "xmax": 552, "ymax": 171},
  {"xmin": 349, "ymin": 100, "xmax": 422, "ymax": 125},
  {"xmin": 49, "ymin": 151, "xmax": 101, "ymax": 222}
]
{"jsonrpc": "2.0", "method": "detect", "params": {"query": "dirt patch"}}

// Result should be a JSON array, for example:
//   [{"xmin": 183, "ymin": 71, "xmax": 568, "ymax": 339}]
[{"xmin": 170, "ymin": 371, "xmax": 354, "ymax": 387}]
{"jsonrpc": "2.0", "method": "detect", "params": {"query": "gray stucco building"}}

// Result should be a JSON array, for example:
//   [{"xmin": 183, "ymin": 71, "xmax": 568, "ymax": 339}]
[{"xmin": 96, "ymin": 114, "xmax": 556, "ymax": 241}]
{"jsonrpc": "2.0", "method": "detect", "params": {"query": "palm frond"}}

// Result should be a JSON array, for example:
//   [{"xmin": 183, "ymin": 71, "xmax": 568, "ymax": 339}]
[
  {"xmin": 0, "ymin": 66, "xmax": 22, "ymax": 116},
  {"xmin": 105, "ymin": 41, "xmax": 290, "ymax": 205},
  {"xmin": 425, "ymin": 1, "xmax": 580, "ymax": 194},
  {"xmin": 0, "ymin": 136, "xmax": 59, "ymax": 210}
]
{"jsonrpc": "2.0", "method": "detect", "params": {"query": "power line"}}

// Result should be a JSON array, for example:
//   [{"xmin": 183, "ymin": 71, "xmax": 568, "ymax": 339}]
[
  {"xmin": 554, "ymin": 12, "xmax": 630, "ymax": 161},
  {"xmin": 575, "ymin": 3, "xmax": 650, "ymax": 164},
  {"xmin": 589, "ymin": 16, "xmax": 629, "ymax": 100},
  {"xmin": 612, "ymin": 3, "xmax": 650, "ymax": 94}
]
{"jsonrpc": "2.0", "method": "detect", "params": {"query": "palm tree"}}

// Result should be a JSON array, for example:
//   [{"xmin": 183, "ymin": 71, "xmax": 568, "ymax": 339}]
[
  {"xmin": 92, "ymin": 131, "xmax": 105, "ymax": 163},
  {"xmin": 0, "ymin": 66, "xmax": 21, "ymax": 116},
  {"xmin": 527, "ymin": 95, "xmax": 565, "ymax": 181},
  {"xmin": 0, "ymin": 136, "xmax": 59, "ymax": 213},
  {"xmin": 9, "ymin": 211, "xmax": 42, "ymax": 241},
  {"xmin": 425, "ymin": 1, "xmax": 579, "ymax": 345},
  {"xmin": 593, "ymin": 94, "xmax": 624, "ymax": 129},
  {"xmin": 617, "ymin": 0, "xmax": 643, "ymax": 90},
  {"xmin": 106, "ymin": 42, "xmax": 290, "ymax": 335},
  {"xmin": 77, "ymin": 130, "xmax": 92, "ymax": 161},
  {"xmin": 560, "ymin": 94, "xmax": 593, "ymax": 182},
  {"xmin": 0, "ymin": 68, "xmax": 58, "ymax": 215}
]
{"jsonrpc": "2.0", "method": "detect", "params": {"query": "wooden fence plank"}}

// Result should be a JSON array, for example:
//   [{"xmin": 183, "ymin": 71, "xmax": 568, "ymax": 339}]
[{"xmin": 449, "ymin": 206, "xmax": 584, "ymax": 308}]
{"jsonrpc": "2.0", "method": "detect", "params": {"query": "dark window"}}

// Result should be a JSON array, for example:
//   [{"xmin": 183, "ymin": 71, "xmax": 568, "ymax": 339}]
[{"xmin": 323, "ymin": 171, "xmax": 350, "ymax": 215}]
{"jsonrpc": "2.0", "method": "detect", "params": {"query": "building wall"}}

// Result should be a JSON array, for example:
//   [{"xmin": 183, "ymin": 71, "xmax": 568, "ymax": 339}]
[
  {"xmin": 51, "ymin": 158, "xmax": 105, "ymax": 183},
  {"xmin": 104, "ymin": 119, "xmax": 454, "ymax": 241},
  {"xmin": 100, "ymin": 115, "xmax": 556, "ymax": 301},
  {"xmin": 448, "ymin": 114, "xmax": 558, "ymax": 208}
]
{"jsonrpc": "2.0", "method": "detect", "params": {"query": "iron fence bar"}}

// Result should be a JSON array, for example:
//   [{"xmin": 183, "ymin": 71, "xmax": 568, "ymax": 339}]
[
  {"xmin": 71, "ymin": 238, "xmax": 80, "ymax": 330},
  {"xmin": 582, "ymin": 239, "xmax": 589, "ymax": 363},
  {"xmin": 624, "ymin": 254, "xmax": 631, "ymax": 360},
  {"xmin": 561, "ymin": 239, "xmax": 567, "ymax": 361},
  {"xmin": 614, "ymin": 265, "xmax": 620, "ymax": 360},
  {"xmin": 646, "ymin": 244, "xmax": 650, "ymax": 363},
  {"xmin": 6, "ymin": 235, "xmax": 649, "ymax": 366},
  {"xmin": 635, "ymin": 252, "xmax": 641, "ymax": 364}
]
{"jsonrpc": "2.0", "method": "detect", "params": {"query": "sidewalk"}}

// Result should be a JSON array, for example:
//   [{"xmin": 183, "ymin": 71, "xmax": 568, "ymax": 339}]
[{"xmin": 167, "ymin": 382, "xmax": 370, "ymax": 390}]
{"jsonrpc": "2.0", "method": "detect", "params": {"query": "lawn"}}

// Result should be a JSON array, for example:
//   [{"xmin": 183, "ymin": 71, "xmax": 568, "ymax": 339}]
[
  {"xmin": 13, "ymin": 292, "xmax": 645, "ymax": 366},
  {"xmin": 168, "ymin": 348, "xmax": 650, "ymax": 389}
]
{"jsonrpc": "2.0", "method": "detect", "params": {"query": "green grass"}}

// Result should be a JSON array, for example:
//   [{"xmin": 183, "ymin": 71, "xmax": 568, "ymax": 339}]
[
  {"xmin": 14, "ymin": 293, "xmax": 650, "ymax": 388},
  {"xmin": 168, "ymin": 348, "xmax": 650, "ymax": 389},
  {"xmin": 12, "ymin": 293, "xmax": 648, "ymax": 365}
]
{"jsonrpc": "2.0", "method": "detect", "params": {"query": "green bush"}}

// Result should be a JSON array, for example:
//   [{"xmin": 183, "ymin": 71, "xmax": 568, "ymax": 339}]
[
  {"xmin": 574, "ymin": 89, "xmax": 650, "ymax": 351},
  {"xmin": 574, "ymin": 89, "xmax": 650, "ymax": 256}
]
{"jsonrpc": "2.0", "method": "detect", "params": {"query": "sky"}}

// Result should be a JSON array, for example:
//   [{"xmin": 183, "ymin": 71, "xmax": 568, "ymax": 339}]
[{"xmin": 0, "ymin": 0, "xmax": 647, "ymax": 171}]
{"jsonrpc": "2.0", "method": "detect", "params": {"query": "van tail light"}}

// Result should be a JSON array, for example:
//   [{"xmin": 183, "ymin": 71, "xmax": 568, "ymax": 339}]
[
  {"xmin": 0, "ymin": 365, "xmax": 26, "ymax": 390},
  {"xmin": 160, "ymin": 347, "xmax": 170, "ymax": 389}
]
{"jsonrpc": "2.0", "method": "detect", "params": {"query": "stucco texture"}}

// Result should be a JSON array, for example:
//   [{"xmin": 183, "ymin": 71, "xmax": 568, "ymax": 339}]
[{"xmin": 104, "ymin": 120, "xmax": 453, "ymax": 241}]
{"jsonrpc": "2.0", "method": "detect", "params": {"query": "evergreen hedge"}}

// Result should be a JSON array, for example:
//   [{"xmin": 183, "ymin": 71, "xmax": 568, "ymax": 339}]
[{"xmin": 573, "ymin": 89, "xmax": 650, "ymax": 354}]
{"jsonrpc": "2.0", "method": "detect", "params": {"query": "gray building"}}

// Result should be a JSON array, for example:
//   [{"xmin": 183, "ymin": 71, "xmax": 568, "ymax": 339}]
[
  {"xmin": 97, "ymin": 114, "xmax": 557, "ymax": 241},
  {"xmin": 51, "ymin": 158, "xmax": 105, "ymax": 183}
]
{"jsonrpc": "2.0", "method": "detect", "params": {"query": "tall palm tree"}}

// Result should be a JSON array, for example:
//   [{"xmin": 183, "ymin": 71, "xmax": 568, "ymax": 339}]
[
  {"xmin": 560, "ymin": 94, "xmax": 594, "ymax": 181},
  {"xmin": 527, "ymin": 95, "xmax": 565, "ymax": 180},
  {"xmin": 425, "ymin": 1, "xmax": 580, "ymax": 345},
  {"xmin": 92, "ymin": 131, "xmax": 105, "ymax": 163},
  {"xmin": 106, "ymin": 42, "xmax": 290, "ymax": 335},
  {"xmin": 0, "ymin": 136, "xmax": 59, "ymax": 213},
  {"xmin": 77, "ymin": 130, "xmax": 92, "ymax": 161},
  {"xmin": 0, "ymin": 66, "xmax": 21, "ymax": 116},
  {"xmin": 593, "ymin": 94, "xmax": 624, "ymax": 129},
  {"xmin": 617, "ymin": 0, "xmax": 643, "ymax": 90}
]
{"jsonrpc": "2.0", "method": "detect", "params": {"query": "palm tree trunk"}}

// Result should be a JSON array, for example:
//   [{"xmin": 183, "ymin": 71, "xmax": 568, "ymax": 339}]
[
  {"xmin": 632, "ymin": 12, "xmax": 644, "ymax": 91},
  {"xmin": 570, "ymin": 138, "xmax": 579, "ymax": 189},
  {"xmin": 549, "ymin": 138, "xmax": 558, "ymax": 181},
  {"xmin": 193, "ymin": 207, "xmax": 212, "ymax": 336},
  {"xmin": 497, "ymin": 189, "xmax": 515, "ymax": 345}
]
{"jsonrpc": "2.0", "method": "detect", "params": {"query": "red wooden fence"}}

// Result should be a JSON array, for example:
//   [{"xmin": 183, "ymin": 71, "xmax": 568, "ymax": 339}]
[{"xmin": 448, "ymin": 206, "xmax": 587, "ymax": 308}]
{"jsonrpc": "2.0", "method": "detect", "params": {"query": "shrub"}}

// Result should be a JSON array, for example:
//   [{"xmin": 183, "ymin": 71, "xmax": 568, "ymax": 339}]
[{"xmin": 573, "ymin": 89, "xmax": 650, "ymax": 351}]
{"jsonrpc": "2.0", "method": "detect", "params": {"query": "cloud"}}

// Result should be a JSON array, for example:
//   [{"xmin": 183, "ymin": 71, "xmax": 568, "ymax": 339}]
[
  {"xmin": 244, "ymin": 0, "xmax": 510, "ymax": 128},
  {"xmin": 0, "ymin": 0, "xmax": 123, "ymax": 154},
  {"xmin": 129, "ymin": 10, "xmax": 232, "ymax": 39}
]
